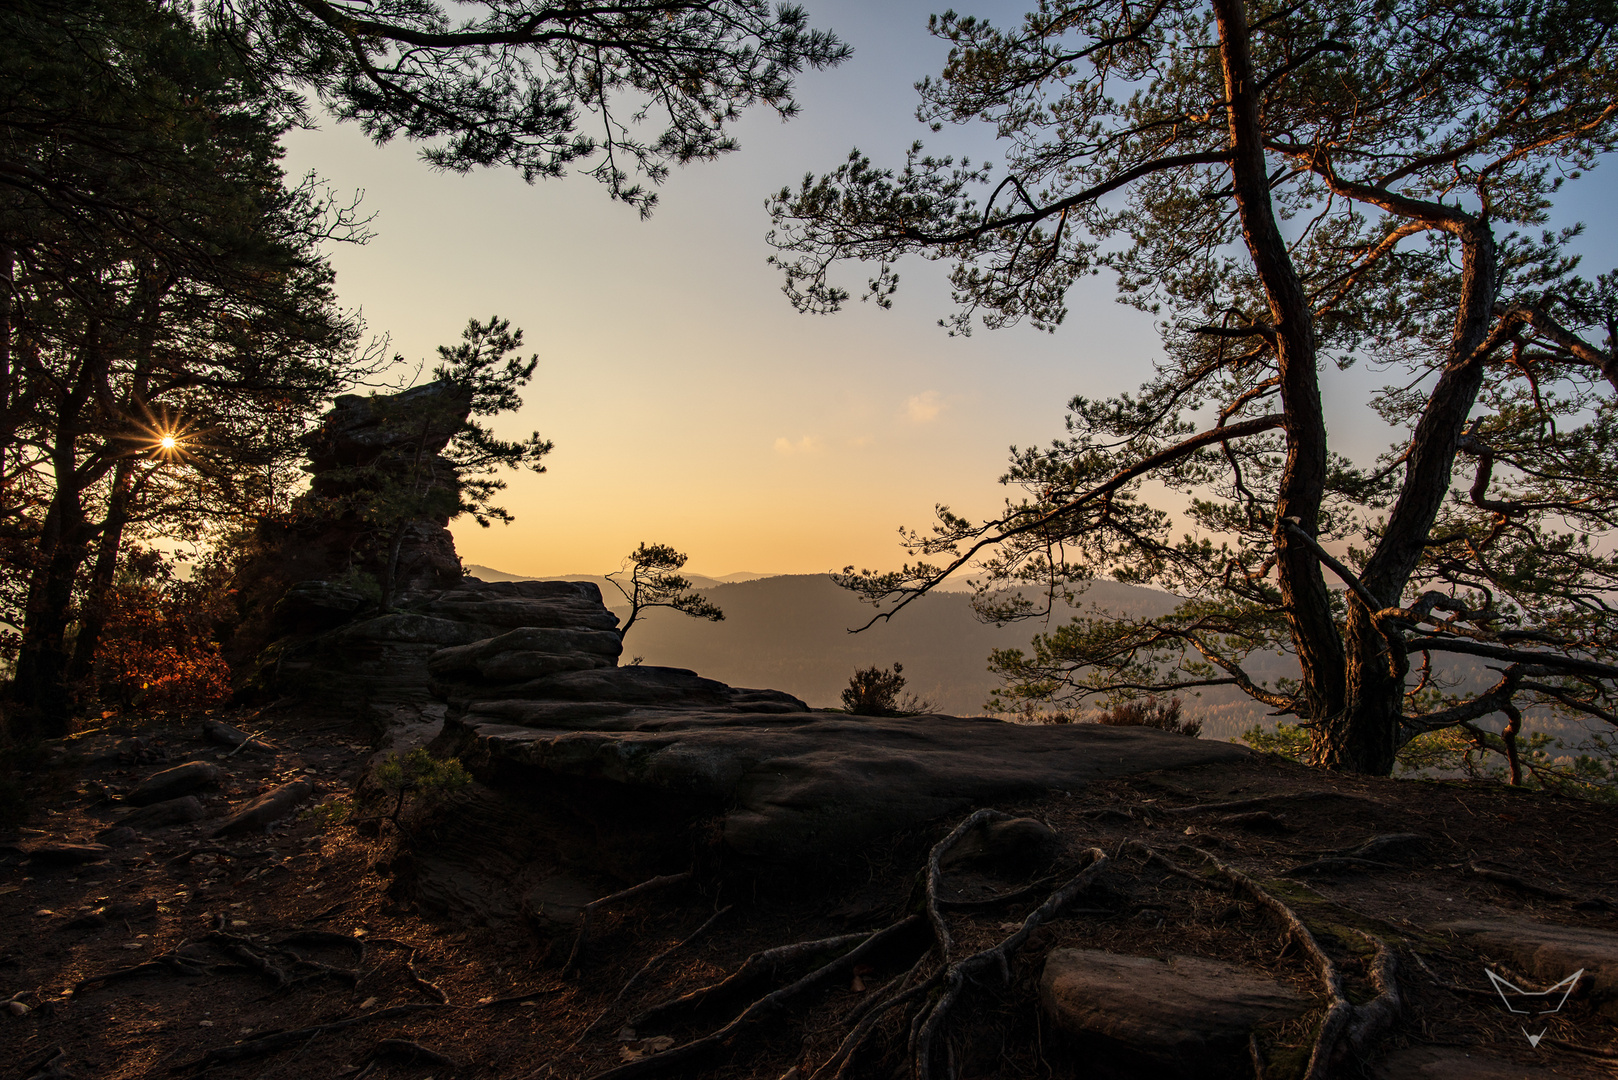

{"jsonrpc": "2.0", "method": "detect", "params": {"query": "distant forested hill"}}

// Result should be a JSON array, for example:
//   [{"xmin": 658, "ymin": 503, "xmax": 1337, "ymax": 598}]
[
  {"xmin": 469, "ymin": 568, "xmax": 1275, "ymax": 735},
  {"xmin": 462, "ymin": 569, "xmax": 1546, "ymax": 744}
]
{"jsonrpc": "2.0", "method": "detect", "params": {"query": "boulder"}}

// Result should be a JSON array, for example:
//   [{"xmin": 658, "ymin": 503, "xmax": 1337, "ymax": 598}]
[
  {"xmin": 1440, "ymin": 919, "xmax": 1618, "ymax": 1016},
  {"xmin": 25, "ymin": 843, "xmax": 111, "ymax": 866},
  {"xmin": 127, "ymin": 761, "xmax": 221, "ymax": 806},
  {"xmin": 427, "ymin": 626, "xmax": 623, "ymax": 679},
  {"xmin": 940, "ymin": 816, "xmax": 1060, "ymax": 876},
  {"xmin": 1039, "ymin": 948, "xmax": 1311, "ymax": 1079},
  {"xmin": 271, "ymin": 579, "xmax": 367, "ymax": 632},
  {"xmin": 214, "ymin": 780, "xmax": 314, "ymax": 836}
]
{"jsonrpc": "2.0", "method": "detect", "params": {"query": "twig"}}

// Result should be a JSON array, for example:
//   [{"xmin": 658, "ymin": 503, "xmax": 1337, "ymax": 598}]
[{"xmin": 563, "ymin": 871, "xmax": 693, "ymax": 978}]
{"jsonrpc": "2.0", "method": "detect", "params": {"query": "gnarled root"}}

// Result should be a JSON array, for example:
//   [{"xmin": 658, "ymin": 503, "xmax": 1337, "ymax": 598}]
[
  {"xmin": 1129, "ymin": 842, "xmax": 1401, "ymax": 1080},
  {"xmin": 564, "ymin": 871, "xmax": 694, "ymax": 978}
]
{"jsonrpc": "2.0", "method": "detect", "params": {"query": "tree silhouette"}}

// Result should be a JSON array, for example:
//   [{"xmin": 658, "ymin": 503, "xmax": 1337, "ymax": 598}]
[{"xmin": 771, "ymin": 0, "xmax": 1618, "ymax": 775}]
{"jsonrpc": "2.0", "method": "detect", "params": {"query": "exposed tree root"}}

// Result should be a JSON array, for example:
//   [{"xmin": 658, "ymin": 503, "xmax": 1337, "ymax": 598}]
[
  {"xmin": 181, "ymin": 1003, "xmax": 444, "ymax": 1070},
  {"xmin": 578, "ymin": 904, "xmax": 734, "ymax": 1042},
  {"xmin": 1467, "ymin": 861, "xmax": 1575, "ymax": 899},
  {"xmin": 936, "ymin": 875, "xmax": 1057, "ymax": 910},
  {"xmin": 1131, "ymin": 842, "xmax": 1401, "ymax": 1080},
  {"xmin": 911, "ymin": 848, "xmax": 1109, "ymax": 1080},
  {"xmin": 564, "ymin": 871, "xmax": 694, "ymax": 977},
  {"xmin": 366, "ymin": 1038, "xmax": 457, "ymax": 1067},
  {"xmin": 73, "ymin": 948, "xmax": 209, "ymax": 992},
  {"xmin": 369, "ymin": 937, "xmax": 449, "ymax": 1003},
  {"xmin": 1409, "ymin": 952, "xmax": 1497, "ymax": 1000},
  {"xmin": 579, "ymin": 810, "xmax": 1107, "ymax": 1080},
  {"xmin": 1283, "ymin": 856, "xmax": 1397, "ymax": 877},
  {"xmin": 556, "ymin": 811, "xmax": 1411, "ymax": 1080},
  {"xmin": 924, "ymin": 808, "xmax": 1014, "ymax": 956},
  {"xmin": 584, "ymin": 917, "xmax": 924, "ymax": 1080},
  {"xmin": 630, "ymin": 928, "xmax": 876, "ymax": 1030}
]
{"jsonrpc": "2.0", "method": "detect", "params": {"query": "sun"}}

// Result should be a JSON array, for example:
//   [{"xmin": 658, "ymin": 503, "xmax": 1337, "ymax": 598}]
[{"xmin": 160, "ymin": 434, "xmax": 178, "ymax": 450}]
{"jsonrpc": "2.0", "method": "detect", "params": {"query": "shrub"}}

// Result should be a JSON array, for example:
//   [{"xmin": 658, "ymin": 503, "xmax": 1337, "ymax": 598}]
[
  {"xmin": 1093, "ymin": 696, "xmax": 1201, "ymax": 737},
  {"xmin": 372, "ymin": 748, "xmax": 471, "ymax": 830},
  {"xmin": 1238, "ymin": 722, "xmax": 1312, "ymax": 760},
  {"xmin": 841, "ymin": 662, "xmax": 934, "ymax": 717},
  {"xmin": 94, "ymin": 547, "xmax": 235, "ymax": 715}
]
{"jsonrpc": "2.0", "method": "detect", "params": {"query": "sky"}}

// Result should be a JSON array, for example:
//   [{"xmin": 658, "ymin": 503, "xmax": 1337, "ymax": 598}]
[{"xmin": 278, "ymin": 0, "xmax": 1618, "ymax": 581}]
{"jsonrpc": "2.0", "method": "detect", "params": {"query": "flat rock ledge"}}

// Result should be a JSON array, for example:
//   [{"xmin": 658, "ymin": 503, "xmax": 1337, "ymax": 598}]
[
  {"xmin": 439, "ymin": 702, "xmax": 1247, "ymax": 863},
  {"xmin": 1039, "ymin": 947, "xmax": 1310, "ymax": 1079},
  {"xmin": 1440, "ymin": 919, "xmax": 1618, "ymax": 1017}
]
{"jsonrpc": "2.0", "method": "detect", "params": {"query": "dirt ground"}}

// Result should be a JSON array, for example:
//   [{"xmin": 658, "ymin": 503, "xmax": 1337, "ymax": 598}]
[{"xmin": 3, "ymin": 709, "xmax": 1617, "ymax": 1080}]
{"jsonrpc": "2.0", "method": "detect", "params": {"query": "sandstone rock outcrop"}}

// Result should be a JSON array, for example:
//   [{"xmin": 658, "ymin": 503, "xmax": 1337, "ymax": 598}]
[{"xmin": 246, "ymin": 381, "xmax": 1249, "ymax": 894}]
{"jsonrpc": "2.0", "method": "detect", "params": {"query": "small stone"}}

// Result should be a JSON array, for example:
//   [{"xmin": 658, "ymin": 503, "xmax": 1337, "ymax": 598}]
[
  {"xmin": 7, "ymin": 1001, "xmax": 29, "ymax": 1016},
  {"xmin": 121, "ymin": 942, "xmax": 144, "ymax": 950},
  {"xmin": 25, "ymin": 843, "xmax": 111, "ymax": 867},
  {"xmin": 1040, "ymin": 948, "xmax": 1310, "ymax": 1079},
  {"xmin": 127, "ymin": 761, "xmax": 222, "ymax": 806},
  {"xmin": 33, "ymin": 909, "xmax": 52, "ymax": 917}
]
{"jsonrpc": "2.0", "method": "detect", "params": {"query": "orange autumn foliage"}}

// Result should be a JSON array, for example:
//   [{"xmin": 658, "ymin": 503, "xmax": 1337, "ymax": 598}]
[{"xmin": 94, "ymin": 547, "xmax": 234, "ymax": 715}]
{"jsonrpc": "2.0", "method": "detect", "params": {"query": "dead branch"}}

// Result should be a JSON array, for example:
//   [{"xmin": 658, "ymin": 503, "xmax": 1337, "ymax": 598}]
[{"xmin": 564, "ymin": 871, "xmax": 694, "ymax": 977}]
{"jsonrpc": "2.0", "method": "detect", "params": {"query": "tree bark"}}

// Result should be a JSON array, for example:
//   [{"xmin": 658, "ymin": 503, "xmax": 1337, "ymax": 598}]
[
  {"xmin": 66, "ymin": 456, "xmax": 135, "ymax": 686},
  {"xmin": 1211, "ymin": 0, "xmax": 1345, "ymax": 735}
]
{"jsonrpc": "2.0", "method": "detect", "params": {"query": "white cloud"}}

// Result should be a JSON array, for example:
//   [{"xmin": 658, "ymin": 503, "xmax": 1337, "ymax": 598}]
[
  {"xmin": 773, "ymin": 435, "xmax": 821, "ymax": 455},
  {"xmin": 905, "ymin": 390, "xmax": 945, "ymax": 423}
]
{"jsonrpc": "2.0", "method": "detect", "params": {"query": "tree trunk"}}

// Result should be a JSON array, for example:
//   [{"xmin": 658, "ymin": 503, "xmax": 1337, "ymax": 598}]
[
  {"xmin": 66, "ymin": 457, "xmax": 135, "ymax": 686},
  {"xmin": 1211, "ymin": 0, "xmax": 1345, "ymax": 731},
  {"xmin": 10, "ymin": 482, "xmax": 93, "ymax": 732},
  {"xmin": 1313, "ymin": 607, "xmax": 1406, "ymax": 773},
  {"xmin": 0, "ymin": 242, "xmax": 14, "ymax": 485}
]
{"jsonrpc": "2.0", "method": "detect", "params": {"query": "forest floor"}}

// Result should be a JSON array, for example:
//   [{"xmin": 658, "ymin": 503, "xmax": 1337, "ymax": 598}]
[{"xmin": 2, "ymin": 707, "xmax": 1618, "ymax": 1080}]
